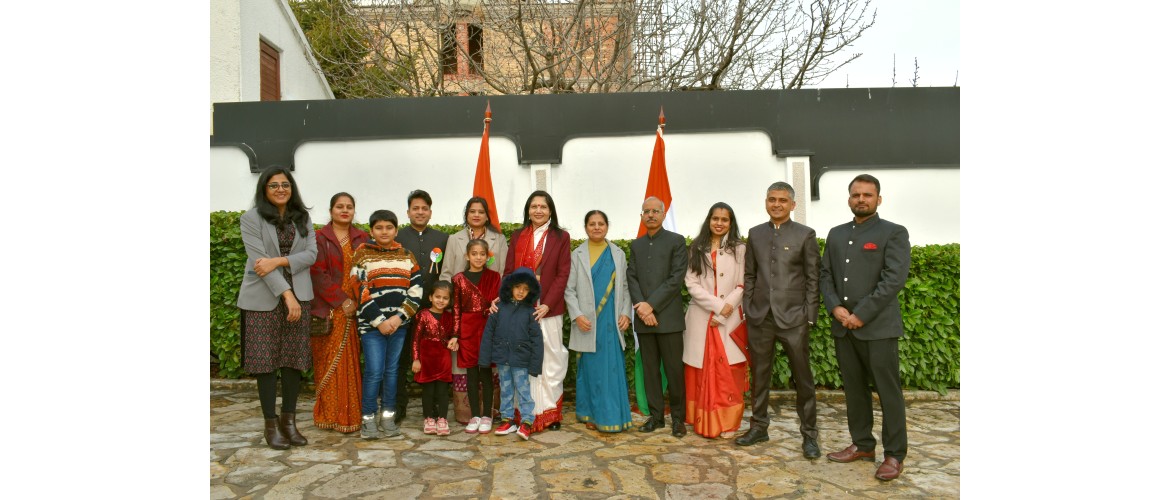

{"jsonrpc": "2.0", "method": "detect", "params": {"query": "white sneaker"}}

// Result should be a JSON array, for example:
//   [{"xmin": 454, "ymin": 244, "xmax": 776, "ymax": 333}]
[
  {"xmin": 477, "ymin": 416, "xmax": 492, "ymax": 434},
  {"xmin": 465, "ymin": 417, "xmax": 481, "ymax": 434}
]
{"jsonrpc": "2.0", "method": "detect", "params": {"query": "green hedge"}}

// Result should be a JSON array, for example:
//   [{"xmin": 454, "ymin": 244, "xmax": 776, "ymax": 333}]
[{"xmin": 211, "ymin": 211, "xmax": 959, "ymax": 393}]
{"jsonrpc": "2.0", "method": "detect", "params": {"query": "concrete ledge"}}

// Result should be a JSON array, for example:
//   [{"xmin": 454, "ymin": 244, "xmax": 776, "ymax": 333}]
[{"xmin": 210, "ymin": 379, "xmax": 958, "ymax": 402}]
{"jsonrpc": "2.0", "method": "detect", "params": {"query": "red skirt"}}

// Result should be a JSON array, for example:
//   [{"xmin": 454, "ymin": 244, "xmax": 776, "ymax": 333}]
[
  {"xmin": 415, "ymin": 336, "xmax": 452, "ymax": 383},
  {"xmin": 684, "ymin": 323, "xmax": 749, "ymax": 438},
  {"xmin": 457, "ymin": 313, "xmax": 487, "ymax": 368}
]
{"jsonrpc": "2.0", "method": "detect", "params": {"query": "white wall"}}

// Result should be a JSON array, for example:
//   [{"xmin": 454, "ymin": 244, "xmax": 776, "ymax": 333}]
[
  {"xmin": 211, "ymin": 146, "xmax": 255, "ymax": 211},
  {"xmin": 555, "ymin": 132, "xmax": 789, "ymax": 240},
  {"xmin": 210, "ymin": 0, "xmax": 332, "ymax": 107},
  {"xmin": 807, "ymin": 169, "xmax": 960, "ymax": 246},
  {"xmin": 209, "ymin": 0, "xmax": 242, "ymax": 107},
  {"xmin": 211, "ymin": 130, "xmax": 959, "ymax": 245}
]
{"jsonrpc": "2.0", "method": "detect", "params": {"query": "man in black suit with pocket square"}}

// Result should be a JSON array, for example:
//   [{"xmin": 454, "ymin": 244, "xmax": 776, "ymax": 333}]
[
  {"xmin": 735, "ymin": 182, "xmax": 821, "ymax": 459},
  {"xmin": 820, "ymin": 174, "xmax": 911, "ymax": 481}
]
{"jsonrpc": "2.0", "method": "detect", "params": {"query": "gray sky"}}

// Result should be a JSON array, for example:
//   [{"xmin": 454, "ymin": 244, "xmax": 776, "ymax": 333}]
[{"xmin": 813, "ymin": 0, "xmax": 960, "ymax": 89}]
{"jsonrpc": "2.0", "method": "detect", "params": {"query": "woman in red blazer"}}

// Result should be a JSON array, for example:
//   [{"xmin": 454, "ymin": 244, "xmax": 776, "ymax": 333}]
[{"xmin": 503, "ymin": 190, "xmax": 571, "ymax": 432}]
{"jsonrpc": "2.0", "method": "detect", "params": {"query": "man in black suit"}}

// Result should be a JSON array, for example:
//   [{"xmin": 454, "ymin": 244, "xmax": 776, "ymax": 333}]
[
  {"xmin": 627, "ymin": 196, "xmax": 689, "ymax": 438},
  {"xmin": 820, "ymin": 174, "xmax": 911, "ymax": 481},
  {"xmin": 392, "ymin": 189, "xmax": 449, "ymax": 426},
  {"xmin": 735, "ymin": 182, "xmax": 821, "ymax": 459}
]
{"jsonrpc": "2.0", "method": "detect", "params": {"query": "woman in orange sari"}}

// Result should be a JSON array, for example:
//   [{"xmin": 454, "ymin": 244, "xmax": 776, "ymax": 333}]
[
  {"xmin": 309, "ymin": 192, "xmax": 368, "ymax": 433},
  {"xmin": 682, "ymin": 202, "xmax": 749, "ymax": 439}
]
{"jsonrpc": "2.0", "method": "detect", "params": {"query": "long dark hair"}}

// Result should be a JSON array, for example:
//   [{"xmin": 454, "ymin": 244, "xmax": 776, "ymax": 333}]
[
  {"xmin": 464, "ymin": 196, "xmax": 500, "ymax": 233},
  {"xmin": 254, "ymin": 166, "xmax": 310, "ymax": 237},
  {"xmin": 521, "ymin": 190, "xmax": 564, "ymax": 234},
  {"xmin": 688, "ymin": 202, "xmax": 743, "ymax": 275}
]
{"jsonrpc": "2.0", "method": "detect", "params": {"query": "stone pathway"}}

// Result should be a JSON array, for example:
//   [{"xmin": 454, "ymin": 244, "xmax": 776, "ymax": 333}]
[{"xmin": 212, "ymin": 385, "xmax": 958, "ymax": 498}]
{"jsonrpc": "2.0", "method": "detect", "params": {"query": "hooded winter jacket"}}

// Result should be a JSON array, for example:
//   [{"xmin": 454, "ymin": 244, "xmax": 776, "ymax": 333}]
[{"xmin": 479, "ymin": 267, "xmax": 544, "ymax": 376}]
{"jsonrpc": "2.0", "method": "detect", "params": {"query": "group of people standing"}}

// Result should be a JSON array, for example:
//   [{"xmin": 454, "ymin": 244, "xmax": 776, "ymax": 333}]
[{"xmin": 235, "ymin": 165, "xmax": 912, "ymax": 482}]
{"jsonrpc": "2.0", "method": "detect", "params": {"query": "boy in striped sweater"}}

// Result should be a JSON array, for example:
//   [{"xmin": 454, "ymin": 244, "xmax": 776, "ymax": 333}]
[{"xmin": 349, "ymin": 209, "xmax": 423, "ymax": 439}]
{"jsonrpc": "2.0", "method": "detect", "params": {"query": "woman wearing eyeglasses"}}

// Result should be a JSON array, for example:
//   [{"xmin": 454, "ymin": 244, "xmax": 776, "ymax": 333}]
[{"xmin": 237, "ymin": 166, "xmax": 318, "ymax": 450}]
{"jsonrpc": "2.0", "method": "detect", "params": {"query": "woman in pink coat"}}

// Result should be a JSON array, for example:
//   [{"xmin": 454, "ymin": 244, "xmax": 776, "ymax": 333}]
[{"xmin": 683, "ymin": 202, "xmax": 749, "ymax": 439}]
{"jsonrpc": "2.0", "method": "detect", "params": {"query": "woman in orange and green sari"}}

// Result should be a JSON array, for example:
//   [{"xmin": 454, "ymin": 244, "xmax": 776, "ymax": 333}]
[
  {"xmin": 566, "ymin": 210, "xmax": 634, "ymax": 432},
  {"xmin": 309, "ymin": 192, "xmax": 368, "ymax": 433}
]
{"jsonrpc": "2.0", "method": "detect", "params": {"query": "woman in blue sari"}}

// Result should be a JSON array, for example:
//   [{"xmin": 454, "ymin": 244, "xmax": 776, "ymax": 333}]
[{"xmin": 566, "ymin": 210, "xmax": 634, "ymax": 432}]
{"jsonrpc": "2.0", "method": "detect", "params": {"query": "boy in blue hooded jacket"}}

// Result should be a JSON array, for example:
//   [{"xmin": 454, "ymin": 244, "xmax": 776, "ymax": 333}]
[{"xmin": 480, "ymin": 267, "xmax": 544, "ymax": 440}]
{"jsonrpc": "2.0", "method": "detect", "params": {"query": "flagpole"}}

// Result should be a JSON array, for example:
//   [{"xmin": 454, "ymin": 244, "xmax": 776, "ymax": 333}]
[
  {"xmin": 633, "ymin": 106, "xmax": 672, "ymax": 417},
  {"xmin": 472, "ymin": 100, "xmax": 501, "ymax": 232}
]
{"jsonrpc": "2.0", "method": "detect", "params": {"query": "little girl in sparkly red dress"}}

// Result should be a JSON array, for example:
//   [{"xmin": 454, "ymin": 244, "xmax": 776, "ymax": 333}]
[
  {"xmin": 411, "ymin": 281, "xmax": 457, "ymax": 436},
  {"xmin": 451, "ymin": 239, "xmax": 501, "ymax": 434}
]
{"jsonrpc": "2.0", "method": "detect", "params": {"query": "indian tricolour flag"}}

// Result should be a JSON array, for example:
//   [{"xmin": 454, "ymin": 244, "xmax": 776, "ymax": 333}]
[{"xmin": 633, "ymin": 108, "xmax": 675, "ymax": 416}]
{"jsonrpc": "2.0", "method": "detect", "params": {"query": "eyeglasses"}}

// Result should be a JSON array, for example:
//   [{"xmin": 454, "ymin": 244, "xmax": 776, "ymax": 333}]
[
  {"xmin": 267, "ymin": 182, "xmax": 292, "ymax": 190},
  {"xmin": 641, "ymin": 209, "xmax": 663, "ymax": 215}
]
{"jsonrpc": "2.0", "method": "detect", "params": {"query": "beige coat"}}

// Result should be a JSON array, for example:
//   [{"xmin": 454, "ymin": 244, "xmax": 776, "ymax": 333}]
[
  {"xmin": 438, "ymin": 228, "xmax": 508, "ymax": 282},
  {"xmin": 682, "ymin": 243, "xmax": 747, "ymax": 368}
]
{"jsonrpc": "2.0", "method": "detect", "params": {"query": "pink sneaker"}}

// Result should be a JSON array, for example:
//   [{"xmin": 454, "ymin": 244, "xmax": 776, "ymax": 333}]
[
  {"xmin": 423, "ymin": 417, "xmax": 437, "ymax": 435},
  {"xmin": 436, "ymin": 418, "xmax": 451, "ymax": 436},
  {"xmin": 465, "ymin": 416, "xmax": 481, "ymax": 434},
  {"xmin": 478, "ymin": 416, "xmax": 492, "ymax": 434}
]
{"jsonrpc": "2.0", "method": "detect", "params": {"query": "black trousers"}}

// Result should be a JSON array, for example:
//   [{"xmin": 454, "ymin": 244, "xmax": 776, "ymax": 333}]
[
  {"xmin": 636, "ymin": 330, "xmax": 685, "ymax": 423},
  {"xmin": 747, "ymin": 316, "xmax": 818, "ymax": 440},
  {"xmin": 420, "ymin": 381, "xmax": 450, "ymax": 420},
  {"xmin": 395, "ymin": 327, "xmax": 413, "ymax": 418},
  {"xmin": 466, "ymin": 366, "xmax": 494, "ymax": 418},
  {"xmin": 834, "ymin": 332, "xmax": 907, "ymax": 461}
]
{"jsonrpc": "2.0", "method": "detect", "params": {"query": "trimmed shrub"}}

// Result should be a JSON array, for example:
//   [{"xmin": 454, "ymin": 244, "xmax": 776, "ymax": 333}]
[{"xmin": 211, "ymin": 211, "xmax": 959, "ymax": 392}]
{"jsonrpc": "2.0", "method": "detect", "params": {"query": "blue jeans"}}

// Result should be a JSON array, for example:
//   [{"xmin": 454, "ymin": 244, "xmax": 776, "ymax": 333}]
[
  {"xmin": 498, "ymin": 364, "xmax": 534, "ymax": 424},
  {"xmin": 360, "ymin": 324, "xmax": 408, "ymax": 415}
]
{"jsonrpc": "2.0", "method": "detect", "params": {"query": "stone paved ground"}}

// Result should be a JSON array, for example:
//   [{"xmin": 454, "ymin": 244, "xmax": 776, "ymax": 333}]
[{"xmin": 211, "ymin": 385, "xmax": 958, "ymax": 499}]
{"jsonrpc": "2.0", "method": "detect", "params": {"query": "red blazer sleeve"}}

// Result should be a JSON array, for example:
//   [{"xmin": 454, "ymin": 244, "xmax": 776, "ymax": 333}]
[
  {"xmin": 504, "ymin": 232, "xmax": 518, "ymax": 276},
  {"xmin": 310, "ymin": 231, "xmax": 347, "ymax": 310},
  {"xmin": 540, "ymin": 230, "xmax": 572, "ymax": 314}
]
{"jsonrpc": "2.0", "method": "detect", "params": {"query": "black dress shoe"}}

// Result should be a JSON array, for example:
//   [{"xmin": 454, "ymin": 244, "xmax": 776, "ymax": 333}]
[
  {"xmin": 671, "ymin": 419, "xmax": 686, "ymax": 438},
  {"xmin": 802, "ymin": 438, "xmax": 821, "ymax": 459},
  {"xmin": 638, "ymin": 419, "xmax": 665, "ymax": 432},
  {"xmin": 548, "ymin": 421, "xmax": 561, "ymax": 430},
  {"xmin": 735, "ymin": 427, "xmax": 770, "ymax": 446}
]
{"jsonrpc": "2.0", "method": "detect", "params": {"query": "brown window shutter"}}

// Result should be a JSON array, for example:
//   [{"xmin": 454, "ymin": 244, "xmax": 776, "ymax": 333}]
[{"xmin": 260, "ymin": 40, "xmax": 280, "ymax": 101}]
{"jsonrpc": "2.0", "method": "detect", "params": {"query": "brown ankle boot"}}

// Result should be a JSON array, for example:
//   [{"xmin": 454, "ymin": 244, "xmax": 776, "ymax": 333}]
[
  {"xmin": 280, "ymin": 412, "xmax": 308, "ymax": 446},
  {"xmin": 264, "ymin": 417, "xmax": 290, "ymax": 450}
]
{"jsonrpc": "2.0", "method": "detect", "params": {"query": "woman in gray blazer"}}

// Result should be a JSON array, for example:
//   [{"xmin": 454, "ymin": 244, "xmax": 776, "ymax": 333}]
[
  {"xmin": 237, "ymin": 166, "xmax": 318, "ymax": 450},
  {"xmin": 565, "ymin": 210, "xmax": 633, "ymax": 432}
]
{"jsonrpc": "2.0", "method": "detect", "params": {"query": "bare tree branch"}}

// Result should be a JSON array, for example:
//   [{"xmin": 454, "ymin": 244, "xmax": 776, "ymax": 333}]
[{"xmin": 291, "ymin": 0, "xmax": 877, "ymax": 96}]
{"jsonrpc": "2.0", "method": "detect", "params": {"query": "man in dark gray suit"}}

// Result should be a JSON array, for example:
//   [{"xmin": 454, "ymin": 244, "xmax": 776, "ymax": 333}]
[
  {"xmin": 735, "ymin": 182, "xmax": 821, "ymax": 459},
  {"xmin": 820, "ymin": 174, "xmax": 911, "ymax": 481},
  {"xmin": 627, "ymin": 196, "xmax": 688, "ymax": 437}
]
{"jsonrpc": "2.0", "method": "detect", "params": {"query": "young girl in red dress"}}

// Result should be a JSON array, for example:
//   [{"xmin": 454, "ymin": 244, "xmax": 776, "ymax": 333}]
[
  {"xmin": 411, "ymin": 281, "xmax": 457, "ymax": 436},
  {"xmin": 451, "ymin": 239, "xmax": 501, "ymax": 434}
]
